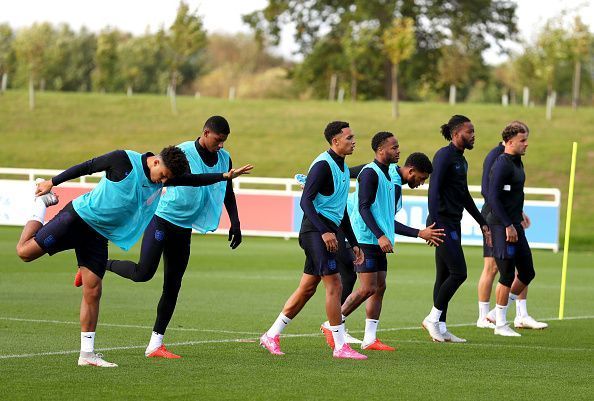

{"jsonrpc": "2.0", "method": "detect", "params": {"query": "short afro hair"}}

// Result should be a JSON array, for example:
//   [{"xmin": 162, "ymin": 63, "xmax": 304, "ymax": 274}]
[
  {"xmin": 204, "ymin": 115, "xmax": 230, "ymax": 135},
  {"xmin": 159, "ymin": 146, "xmax": 190, "ymax": 177},
  {"xmin": 324, "ymin": 121, "xmax": 350, "ymax": 144},
  {"xmin": 371, "ymin": 131, "xmax": 394, "ymax": 152},
  {"xmin": 501, "ymin": 121, "xmax": 529, "ymax": 142},
  {"xmin": 404, "ymin": 152, "xmax": 433, "ymax": 174}
]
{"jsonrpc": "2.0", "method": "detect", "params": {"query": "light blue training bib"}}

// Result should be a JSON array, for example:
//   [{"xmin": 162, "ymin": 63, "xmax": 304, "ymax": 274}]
[
  {"xmin": 73, "ymin": 150, "xmax": 163, "ymax": 251},
  {"xmin": 348, "ymin": 162, "xmax": 401, "ymax": 245},
  {"xmin": 156, "ymin": 141, "xmax": 230, "ymax": 232},
  {"xmin": 307, "ymin": 151, "xmax": 350, "ymax": 226}
]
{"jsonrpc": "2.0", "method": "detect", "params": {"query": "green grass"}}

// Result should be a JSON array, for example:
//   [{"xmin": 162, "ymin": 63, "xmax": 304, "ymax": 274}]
[
  {"xmin": 1, "ymin": 226, "xmax": 593, "ymax": 400},
  {"xmin": 0, "ymin": 90, "xmax": 593, "ymax": 248}
]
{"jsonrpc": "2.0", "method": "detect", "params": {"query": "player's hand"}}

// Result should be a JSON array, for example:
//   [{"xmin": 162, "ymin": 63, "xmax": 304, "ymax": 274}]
[
  {"xmin": 418, "ymin": 223, "xmax": 445, "ymax": 247},
  {"xmin": 228, "ymin": 226, "xmax": 242, "ymax": 249},
  {"xmin": 377, "ymin": 235, "xmax": 393, "ymax": 253},
  {"xmin": 224, "ymin": 164, "xmax": 254, "ymax": 179},
  {"xmin": 352, "ymin": 246, "xmax": 364, "ymax": 265},
  {"xmin": 505, "ymin": 225, "xmax": 518, "ymax": 243},
  {"xmin": 321, "ymin": 232, "xmax": 338, "ymax": 253},
  {"xmin": 482, "ymin": 225, "xmax": 493, "ymax": 247},
  {"xmin": 521, "ymin": 212, "xmax": 531, "ymax": 229},
  {"xmin": 35, "ymin": 180, "xmax": 54, "ymax": 196}
]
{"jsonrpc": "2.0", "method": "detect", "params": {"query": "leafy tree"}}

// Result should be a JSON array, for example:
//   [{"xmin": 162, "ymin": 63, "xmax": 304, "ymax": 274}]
[
  {"xmin": 0, "ymin": 24, "xmax": 15, "ymax": 93},
  {"xmin": 45, "ymin": 25, "xmax": 96, "ymax": 91},
  {"xmin": 342, "ymin": 22, "xmax": 378, "ymax": 100},
  {"xmin": 165, "ymin": 1, "xmax": 207, "ymax": 113},
  {"xmin": 14, "ymin": 22, "xmax": 55, "ymax": 109},
  {"xmin": 437, "ymin": 44, "xmax": 472, "ymax": 104},
  {"xmin": 382, "ymin": 17, "xmax": 415, "ymax": 117},
  {"xmin": 244, "ymin": 0, "xmax": 518, "ymax": 99},
  {"xmin": 569, "ymin": 16, "xmax": 591, "ymax": 109},
  {"xmin": 92, "ymin": 28, "xmax": 122, "ymax": 92}
]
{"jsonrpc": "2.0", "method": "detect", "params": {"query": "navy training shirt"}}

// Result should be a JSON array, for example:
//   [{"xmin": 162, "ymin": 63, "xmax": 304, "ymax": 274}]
[
  {"xmin": 428, "ymin": 143, "xmax": 486, "ymax": 227},
  {"xmin": 487, "ymin": 153, "xmax": 525, "ymax": 226}
]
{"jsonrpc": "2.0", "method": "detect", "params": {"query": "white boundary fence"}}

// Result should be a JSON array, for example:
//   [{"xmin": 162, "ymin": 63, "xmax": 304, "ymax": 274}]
[{"xmin": 0, "ymin": 168, "xmax": 561, "ymax": 251}]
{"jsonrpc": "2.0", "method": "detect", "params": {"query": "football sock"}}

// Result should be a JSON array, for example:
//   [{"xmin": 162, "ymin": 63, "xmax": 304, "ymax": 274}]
[
  {"xmin": 487, "ymin": 307, "xmax": 496, "ymax": 322},
  {"xmin": 146, "ymin": 331, "xmax": 164, "ymax": 353},
  {"xmin": 330, "ymin": 324, "xmax": 345, "ymax": 350},
  {"xmin": 478, "ymin": 301, "xmax": 490, "ymax": 319},
  {"xmin": 363, "ymin": 319, "xmax": 379, "ymax": 344},
  {"xmin": 439, "ymin": 321, "xmax": 447, "ymax": 334},
  {"xmin": 427, "ymin": 306, "xmax": 442, "ymax": 323},
  {"xmin": 516, "ymin": 299, "xmax": 528, "ymax": 318},
  {"xmin": 266, "ymin": 313, "xmax": 291, "ymax": 337},
  {"xmin": 495, "ymin": 304, "xmax": 508, "ymax": 327},
  {"xmin": 81, "ymin": 332, "xmax": 95, "ymax": 353},
  {"xmin": 31, "ymin": 197, "xmax": 47, "ymax": 224}
]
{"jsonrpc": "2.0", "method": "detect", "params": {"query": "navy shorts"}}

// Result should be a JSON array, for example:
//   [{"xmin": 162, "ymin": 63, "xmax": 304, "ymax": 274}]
[
  {"xmin": 34, "ymin": 202, "xmax": 108, "ymax": 278},
  {"xmin": 299, "ymin": 231, "xmax": 341, "ymax": 276},
  {"xmin": 354, "ymin": 245, "xmax": 387, "ymax": 273},
  {"xmin": 490, "ymin": 224, "xmax": 531, "ymax": 260},
  {"xmin": 481, "ymin": 206, "xmax": 494, "ymax": 257}
]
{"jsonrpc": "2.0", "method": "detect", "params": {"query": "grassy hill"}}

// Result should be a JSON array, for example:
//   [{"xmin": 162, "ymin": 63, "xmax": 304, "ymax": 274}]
[{"xmin": 1, "ymin": 90, "xmax": 592, "ymax": 248}]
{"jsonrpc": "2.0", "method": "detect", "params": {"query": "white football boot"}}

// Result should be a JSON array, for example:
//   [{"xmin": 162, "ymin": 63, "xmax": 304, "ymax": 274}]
[
  {"xmin": 514, "ymin": 315, "xmax": 548, "ymax": 329},
  {"xmin": 78, "ymin": 352, "xmax": 118, "ymax": 367},
  {"xmin": 494, "ymin": 325, "xmax": 521, "ymax": 337}
]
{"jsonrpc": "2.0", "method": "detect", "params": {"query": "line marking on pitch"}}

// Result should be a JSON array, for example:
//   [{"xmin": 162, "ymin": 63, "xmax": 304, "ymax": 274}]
[
  {"xmin": 0, "ymin": 317, "xmax": 260, "ymax": 335},
  {"xmin": 1, "ymin": 315, "xmax": 593, "ymax": 360}
]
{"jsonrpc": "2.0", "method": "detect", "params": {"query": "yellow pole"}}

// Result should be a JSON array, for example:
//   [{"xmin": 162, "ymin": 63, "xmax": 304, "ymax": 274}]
[{"xmin": 559, "ymin": 142, "xmax": 578, "ymax": 319}]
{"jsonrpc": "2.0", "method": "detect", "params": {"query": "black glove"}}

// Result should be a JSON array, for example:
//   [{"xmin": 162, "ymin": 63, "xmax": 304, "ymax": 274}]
[{"xmin": 228, "ymin": 226, "xmax": 242, "ymax": 249}]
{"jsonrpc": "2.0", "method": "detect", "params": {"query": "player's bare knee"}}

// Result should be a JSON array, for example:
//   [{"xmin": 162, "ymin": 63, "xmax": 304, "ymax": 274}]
[
  {"xmin": 360, "ymin": 284, "xmax": 377, "ymax": 299},
  {"xmin": 376, "ymin": 283, "xmax": 387, "ymax": 296}
]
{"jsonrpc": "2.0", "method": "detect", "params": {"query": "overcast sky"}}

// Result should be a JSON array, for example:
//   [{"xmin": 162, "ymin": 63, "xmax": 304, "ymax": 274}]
[{"xmin": 3, "ymin": 0, "xmax": 593, "ymax": 64}]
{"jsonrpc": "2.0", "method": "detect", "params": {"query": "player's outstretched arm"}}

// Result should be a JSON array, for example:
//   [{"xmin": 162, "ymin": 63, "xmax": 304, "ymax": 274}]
[{"xmin": 223, "ymin": 164, "xmax": 254, "ymax": 179}]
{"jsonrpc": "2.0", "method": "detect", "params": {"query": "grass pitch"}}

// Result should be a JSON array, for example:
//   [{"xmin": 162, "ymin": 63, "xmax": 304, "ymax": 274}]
[{"xmin": 1, "ymin": 227, "xmax": 592, "ymax": 400}]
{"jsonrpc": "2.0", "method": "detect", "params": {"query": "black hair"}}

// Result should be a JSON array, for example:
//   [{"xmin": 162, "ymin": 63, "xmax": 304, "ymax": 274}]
[
  {"xmin": 204, "ymin": 115, "xmax": 230, "ymax": 135},
  {"xmin": 371, "ymin": 131, "xmax": 394, "ymax": 151},
  {"xmin": 404, "ymin": 152, "xmax": 433, "ymax": 174},
  {"xmin": 324, "ymin": 121, "xmax": 350, "ymax": 144},
  {"xmin": 440, "ymin": 115, "xmax": 471, "ymax": 141},
  {"xmin": 159, "ymin": 146, "xmax": 190, "ymax": 177},
  {"xmin": 501, "ymin": 121, "xmax": 529, "ymax": 142}
]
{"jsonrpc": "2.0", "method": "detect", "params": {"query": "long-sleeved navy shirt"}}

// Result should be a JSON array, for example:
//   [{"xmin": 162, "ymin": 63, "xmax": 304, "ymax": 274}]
[
  {"xmin": 354, "ymin": 161, "xmax": 419, "ymax": 239},
  {"xmin": 51, "ymin": 150, "xmax": 226, "ymax": 188},
  {"xmin": 481, "ymin": 143, "xmax": 505, "ymax": 201},
  {"xmin": 428, "ymin": 143, "xmax": 486, "ymax": 227},
  {"xmin": 195, "ymin": 139, "xmax": 240, "ymax": 228},
  {"xmin": 300, "ymin": 149, "xmax": 358, "ymax": 247},
  {"xmin": 487, "ymin": 153, "xmax": 525, "ymax": 227}
]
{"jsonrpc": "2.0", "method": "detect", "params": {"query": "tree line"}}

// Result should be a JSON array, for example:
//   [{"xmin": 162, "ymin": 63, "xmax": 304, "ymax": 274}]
[{"xmin": 0, "ymin": 1, "xmax": 591, "ymax": 109}]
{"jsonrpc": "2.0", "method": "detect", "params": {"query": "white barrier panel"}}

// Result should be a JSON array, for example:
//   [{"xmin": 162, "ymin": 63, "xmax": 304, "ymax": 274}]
[{"xmin": 0, "ymin": 168, "xmax": 560, "ymax": 251}]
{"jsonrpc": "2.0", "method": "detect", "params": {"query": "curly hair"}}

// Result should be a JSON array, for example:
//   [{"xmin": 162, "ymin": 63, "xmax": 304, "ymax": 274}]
[
  {"xmin": 324, "ymin": 121, "xmax": 350, "ymax": 144},
  {"xmin": 371, "ymin": 131, "xmax": 394, "ymax": 151},
  {"xmin": 501, "ymin": 121, "xmax": 529, "ymax": 142},
  {"xmin": 440, "ymin": 115, "xmax": 471, "ymax": 141},
  {"xmin": 204, "ymin": 115, "xmax": 230, "ymax": 135},
  {"xmin": 404, "ymin": 152, "xmax": 433, "ymax": 174},
  {"xmin": 159, "ymin": 146, "xmax": 189, "ymax": 177}
]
